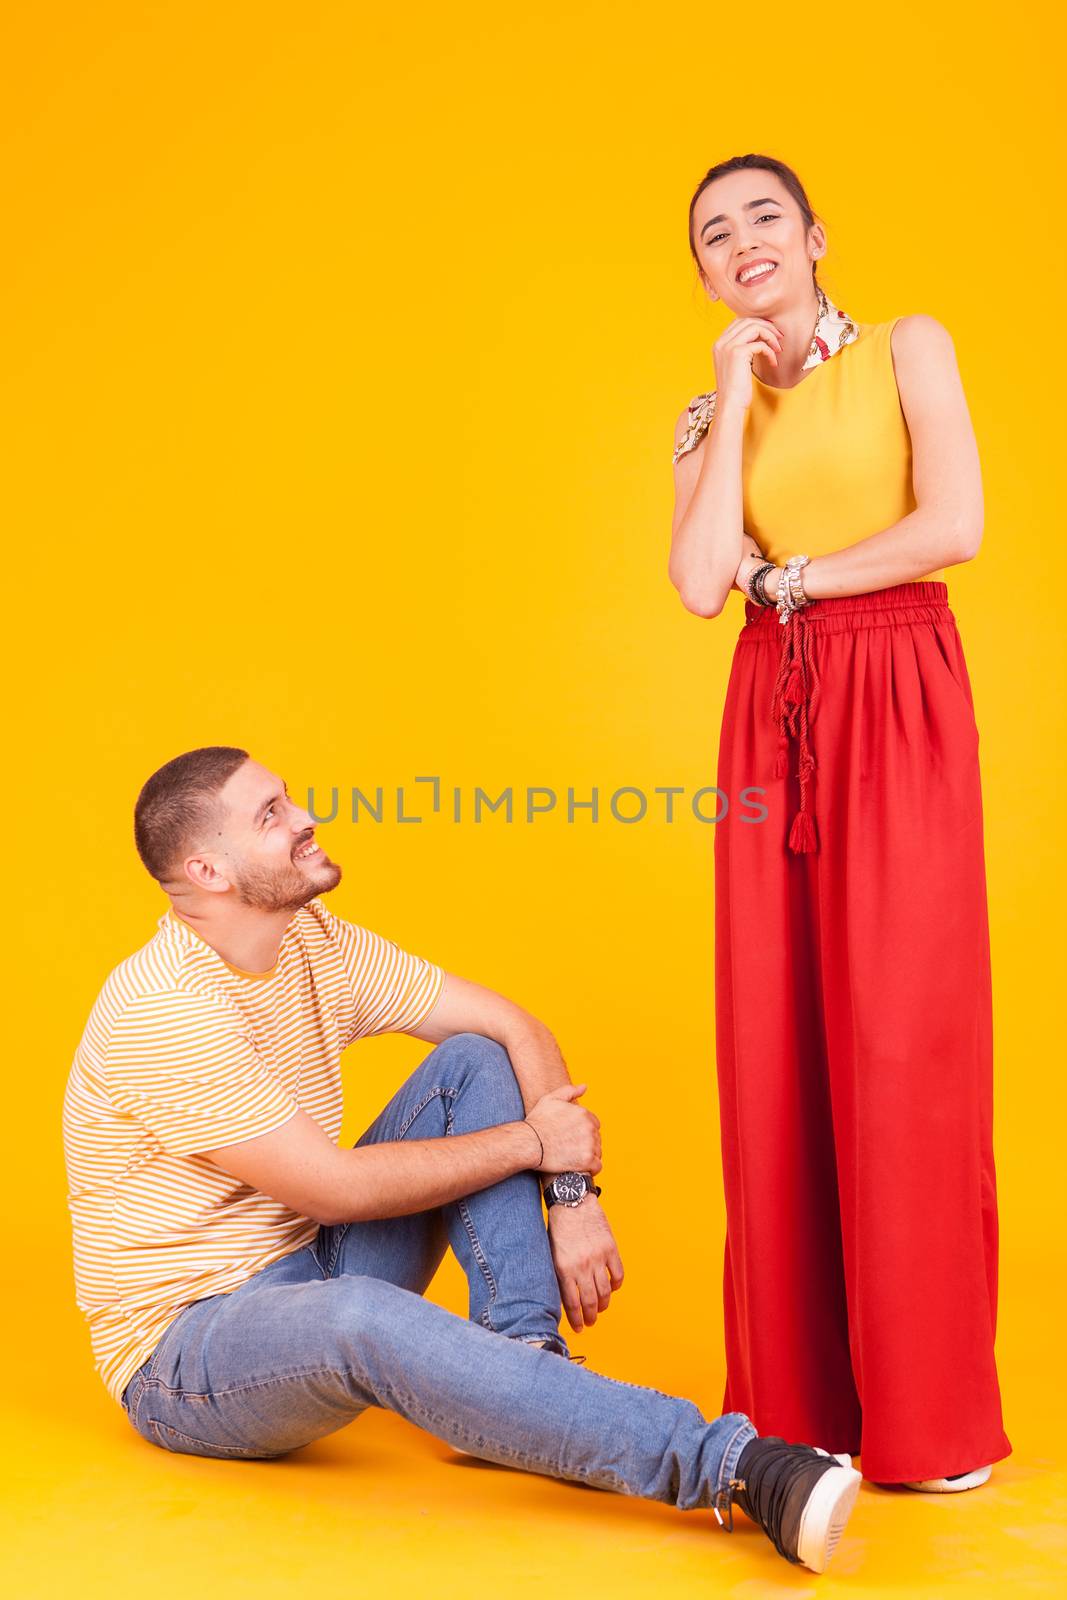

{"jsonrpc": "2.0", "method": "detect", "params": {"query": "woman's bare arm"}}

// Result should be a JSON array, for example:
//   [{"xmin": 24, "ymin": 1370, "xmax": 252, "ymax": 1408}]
[
  {"xmin": 669, "ymin": 395, "xmax": 751, "ymax": 618},
  {"xmin": 669, "ymin": 317, "xmax": 785, "ymax": 618}
]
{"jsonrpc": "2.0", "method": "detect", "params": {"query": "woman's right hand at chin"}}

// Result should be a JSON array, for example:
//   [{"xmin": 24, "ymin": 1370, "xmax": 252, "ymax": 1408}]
[{"xmin": 713, "ymin": 316, "xmax": 784, "ymax": 411}]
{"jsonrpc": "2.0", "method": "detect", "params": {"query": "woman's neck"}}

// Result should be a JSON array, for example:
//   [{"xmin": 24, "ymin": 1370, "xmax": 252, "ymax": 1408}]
[{"xmin": 750, "ymin": 287, "xmax": 821, "ymax": 390}]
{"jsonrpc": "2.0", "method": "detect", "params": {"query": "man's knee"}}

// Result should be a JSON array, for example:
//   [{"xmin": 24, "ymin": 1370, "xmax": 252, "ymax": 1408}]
[
  {"xmin": 432, "ymin": 1032, "xmax": 524, "ymax": 1118},
  {"xmin": 324, "ymin": 1273, "xmax": 443, "ymax": 1374}
]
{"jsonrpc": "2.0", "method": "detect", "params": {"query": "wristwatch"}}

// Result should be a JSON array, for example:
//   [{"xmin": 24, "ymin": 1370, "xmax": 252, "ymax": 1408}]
[{"xmin": 542, "ymin": 1171, "xmax": 602, "ymax": 1209}]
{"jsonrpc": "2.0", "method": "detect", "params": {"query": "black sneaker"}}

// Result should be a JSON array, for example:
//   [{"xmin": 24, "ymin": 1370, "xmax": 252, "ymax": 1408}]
[{"xmin": 714, "ymin": 1435, "xmax": 862, "ymax": 1573}]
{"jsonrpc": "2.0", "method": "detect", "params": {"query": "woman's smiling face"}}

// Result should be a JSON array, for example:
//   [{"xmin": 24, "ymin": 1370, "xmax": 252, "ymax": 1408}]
[{"xmin": 691, "ymin": 170, "xmax": 824, "ymax": 312}]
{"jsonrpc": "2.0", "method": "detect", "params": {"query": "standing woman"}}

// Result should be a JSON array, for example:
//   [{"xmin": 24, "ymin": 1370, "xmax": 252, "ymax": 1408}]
[{"xmin": 670, "ymin": 153, "xmax": 1010, "ymax": 1490}]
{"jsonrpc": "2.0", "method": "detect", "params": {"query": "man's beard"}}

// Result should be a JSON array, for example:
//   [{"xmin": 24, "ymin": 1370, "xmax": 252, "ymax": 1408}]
[{"xmin": 231, "ymin": 852, "xmax": 343, "ymax": 913}]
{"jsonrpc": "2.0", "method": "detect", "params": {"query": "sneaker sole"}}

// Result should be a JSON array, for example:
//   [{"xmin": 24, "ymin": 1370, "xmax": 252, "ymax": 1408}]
[
  {"xmin": 796, "ymin": 1464, "xmax": 862, "ymax": 1574},
  {"xmin": 900, "ymin": 1465, "xmax": 992, "ymax": 1493}
]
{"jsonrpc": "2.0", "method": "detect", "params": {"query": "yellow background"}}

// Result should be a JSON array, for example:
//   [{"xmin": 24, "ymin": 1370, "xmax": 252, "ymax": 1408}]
[{"xmin": 3, "ymin": 3, "xmax": 1063, "ymax": 1594}]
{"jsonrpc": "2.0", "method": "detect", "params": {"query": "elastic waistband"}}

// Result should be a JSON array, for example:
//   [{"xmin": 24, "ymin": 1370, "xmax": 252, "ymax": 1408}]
[{"xmin": 741, "ymin": 580, "xmax": 950, "ymax": 640}]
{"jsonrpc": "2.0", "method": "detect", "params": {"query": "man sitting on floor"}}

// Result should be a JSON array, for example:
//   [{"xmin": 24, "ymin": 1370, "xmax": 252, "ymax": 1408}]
[{"xmin": 62, "ymin": 745, "xmax": 861, "ymax": 1574}]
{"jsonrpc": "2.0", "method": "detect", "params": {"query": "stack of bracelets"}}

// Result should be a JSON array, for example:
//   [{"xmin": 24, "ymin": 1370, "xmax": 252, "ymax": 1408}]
[{"xmin": 745, "ymin": 552, "xmax": 815, "ymax": 625}]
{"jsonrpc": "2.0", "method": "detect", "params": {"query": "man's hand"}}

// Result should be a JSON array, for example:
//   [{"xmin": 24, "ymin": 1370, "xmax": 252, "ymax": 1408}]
[
  {"xmin": 525, "ymin": 1084, "xmax": 601, "ymax": 1174},
  {"xmin": 547, "ymin": 1196, "xmax": 624, "ymax": 1332}
]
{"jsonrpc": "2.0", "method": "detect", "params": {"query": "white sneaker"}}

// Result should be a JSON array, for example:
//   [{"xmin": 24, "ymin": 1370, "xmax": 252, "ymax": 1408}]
[{"xmin": 901, "ymin": 1464, "xmax": 992, "ymax": 1492}]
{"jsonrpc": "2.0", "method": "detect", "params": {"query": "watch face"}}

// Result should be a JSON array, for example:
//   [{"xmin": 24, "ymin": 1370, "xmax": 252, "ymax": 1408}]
[{"xmin": 554, "ymin": 1173, "xmax": 588, "ymax": 1204}]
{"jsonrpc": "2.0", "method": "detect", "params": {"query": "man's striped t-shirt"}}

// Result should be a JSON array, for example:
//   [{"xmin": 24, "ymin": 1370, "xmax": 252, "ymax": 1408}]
[{"xmin": 62, "ymin": 897, "xmax": 445, "ymax": 1406}]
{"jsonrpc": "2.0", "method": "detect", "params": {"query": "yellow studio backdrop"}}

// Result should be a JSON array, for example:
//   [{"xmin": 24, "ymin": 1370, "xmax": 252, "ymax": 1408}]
[{"xmin": 2, "ymin": 4, "xmax": 1063, "ymax": 1596}]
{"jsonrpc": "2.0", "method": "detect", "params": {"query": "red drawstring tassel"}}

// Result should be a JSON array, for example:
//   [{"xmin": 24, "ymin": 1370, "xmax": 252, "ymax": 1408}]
[
  {"xmin": 782, "ymin": 664, "xmax": 806, "ymax": 706},
  {"xmin": 789, "ymin": 807, "xmax": 818, "ymax": 853},
  {"xmin": 770, "ymin": 606, "xmax": 822, "ymax": 854}
]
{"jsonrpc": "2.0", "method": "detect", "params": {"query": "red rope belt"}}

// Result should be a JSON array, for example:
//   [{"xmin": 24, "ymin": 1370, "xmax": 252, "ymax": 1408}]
[{"xmin": 770, "ymin": 608, "xmax": 822, "ymax": 854}]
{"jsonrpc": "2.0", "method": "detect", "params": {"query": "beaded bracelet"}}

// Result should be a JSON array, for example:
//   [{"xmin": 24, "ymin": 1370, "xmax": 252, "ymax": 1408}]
[
  {"xmin": 747, "ymin": 561, "xmax": 776, "ymax": 605},
  {"xmin": 758, "ymin": 564, "xmax": 779, "ymax": 605}
]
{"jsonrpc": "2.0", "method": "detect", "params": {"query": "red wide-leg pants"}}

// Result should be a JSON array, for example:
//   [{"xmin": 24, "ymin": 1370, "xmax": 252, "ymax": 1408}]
[{"xmin": 713, "ymin": 580, "xmax": 1011, "ymax": 1484}]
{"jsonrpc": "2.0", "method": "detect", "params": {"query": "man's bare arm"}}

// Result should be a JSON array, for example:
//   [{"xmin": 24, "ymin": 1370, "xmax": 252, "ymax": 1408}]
[{"xmin": 197, "ymin": 1082, "xmax": 599, "ymax": 1228}]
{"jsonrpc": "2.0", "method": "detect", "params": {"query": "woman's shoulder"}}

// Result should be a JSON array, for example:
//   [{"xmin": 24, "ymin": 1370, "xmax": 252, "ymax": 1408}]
[
  {"xmin": 866, "ymin": 312, "xmax": 953, "ymax": 349},
  {"xmin": 878, "ymin": 315, "xmax": 959, "ymax": 385},
  {"xmin": 838, "ymin": 315, "xmax": 956, "ymax": 386},
  {"xmin": 843, "ymin": 313, "xmax": 939, "ymax": 347},
  {"xmin": 884, "ymin": 311, "xmax": 954, "ymax": 343}
]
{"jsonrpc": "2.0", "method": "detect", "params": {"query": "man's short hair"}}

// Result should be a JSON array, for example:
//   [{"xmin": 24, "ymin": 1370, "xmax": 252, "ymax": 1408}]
[{"xmin": 134, "ymin": 746, "xmax": 250, "ymax": 883}]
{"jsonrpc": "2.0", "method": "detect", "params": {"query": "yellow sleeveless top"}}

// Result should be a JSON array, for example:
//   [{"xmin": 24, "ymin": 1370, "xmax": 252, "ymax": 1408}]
[{"xmin": 677, "ymin": 313, "xmax": 945, "ymax": 585}]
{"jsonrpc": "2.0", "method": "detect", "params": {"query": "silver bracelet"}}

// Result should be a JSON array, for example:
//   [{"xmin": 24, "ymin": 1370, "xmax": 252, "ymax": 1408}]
[
  {"xmin": 780, "ymin": 553, "xmax": 813, "ymax": 622},
  {"xmin": 790, "ymin": 553, "xmax": 812, "ymax": 608},
  {"xmin": 776, "ymin": 566, "xmax": 795, "ymax": 625}
]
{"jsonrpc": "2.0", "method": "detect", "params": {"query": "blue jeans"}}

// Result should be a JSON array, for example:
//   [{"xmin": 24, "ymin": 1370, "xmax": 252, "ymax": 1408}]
[{"xmin": 120, "ymin": 1033, "xmax": 756, "ymax": 1507}]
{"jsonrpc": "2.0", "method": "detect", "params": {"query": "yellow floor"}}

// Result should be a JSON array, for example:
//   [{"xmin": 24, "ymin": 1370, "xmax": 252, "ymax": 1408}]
[{"xmin": 7, "ymin": 1275, "xmax": 1065, "ymax": 1599}]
